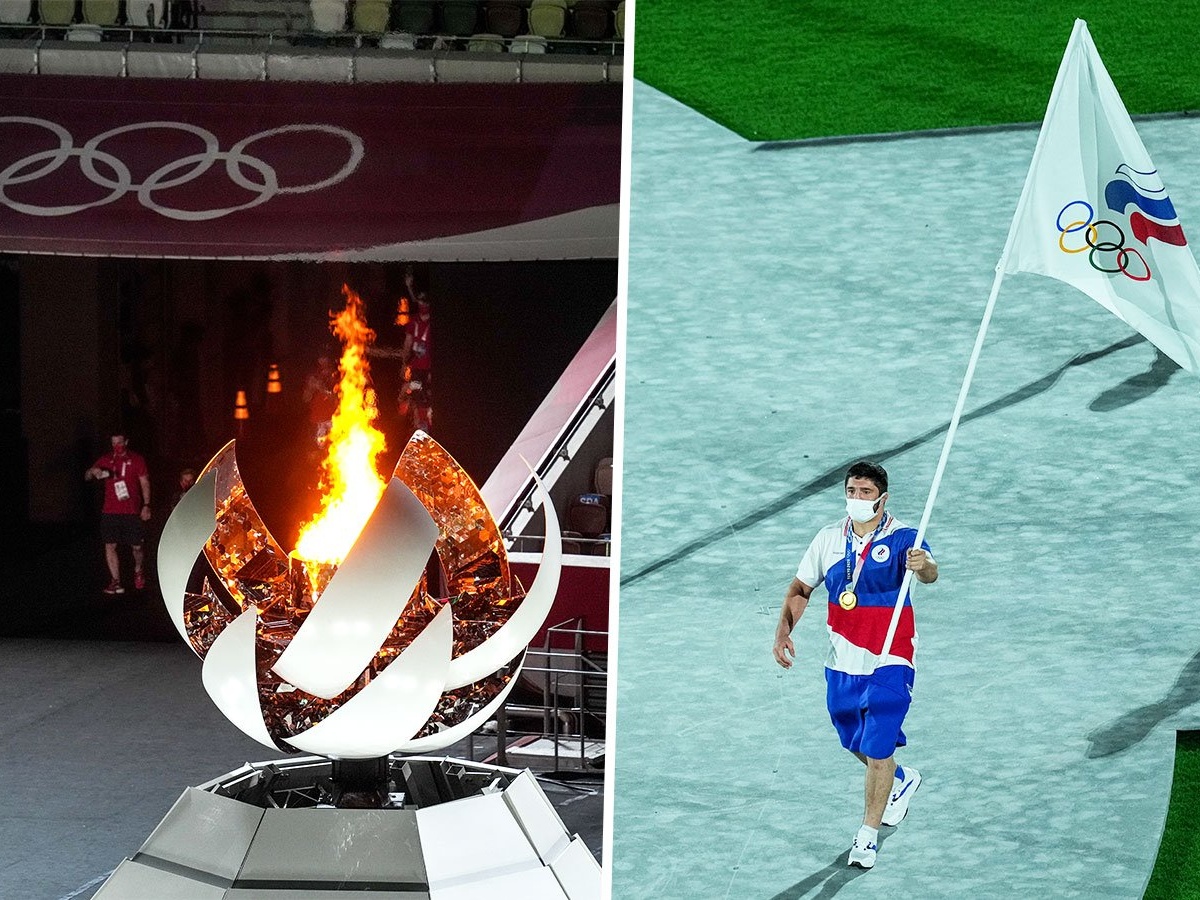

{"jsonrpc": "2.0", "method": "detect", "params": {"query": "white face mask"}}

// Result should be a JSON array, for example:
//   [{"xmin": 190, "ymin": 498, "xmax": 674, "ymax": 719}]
[{"xmin": 846, "ymin": 495, "xmax": 883, "ymax": 523}]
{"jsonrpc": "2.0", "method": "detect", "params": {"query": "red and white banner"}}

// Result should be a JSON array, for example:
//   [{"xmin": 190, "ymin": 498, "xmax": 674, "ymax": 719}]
[{"xmin": 0, "ymin": 75, "xmax": 621, "ymax": 260}]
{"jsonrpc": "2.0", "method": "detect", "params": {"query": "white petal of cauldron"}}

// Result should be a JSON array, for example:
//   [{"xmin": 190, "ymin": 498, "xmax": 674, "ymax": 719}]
[
  {"xmin": 157, "ymin": 465, "xmax": 219, "ymax": 649},
  {"xmin": 272, "ymin": 478, "xmax": 440, "ymax": 700},
  {"xmin": 396, "ymin": 654, "xmax": 525, "ymax": 754},
  {"xmin": 287, "ymin": 604, "xmax": 453, "ymax": 758},
  {"xmin": 444, "ymin": 470, "xmax": 562, "ymax": 690},
  {"xmin": 201, "ymin": 608, "xmax": 276, "ymax": 751}
]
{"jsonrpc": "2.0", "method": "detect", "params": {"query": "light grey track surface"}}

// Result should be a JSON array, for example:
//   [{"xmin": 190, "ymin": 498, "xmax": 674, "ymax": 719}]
[{"xmin": 612, "ymin": 81, "xmax": 1200, "ymax": 899}]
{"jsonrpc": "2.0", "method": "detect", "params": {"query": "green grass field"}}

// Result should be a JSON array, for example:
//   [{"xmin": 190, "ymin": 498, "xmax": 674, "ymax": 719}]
[
  {"xmin": 1145, "ymin": 732, "xmax": 1200, "ymax": 899},
  {"xmin": 632, "ymin": 1, "xmax": 1200, "ymax": 140},
  {"xmin": 631, "ymin": 3, "xmax": 1200, "ymax": 893}
]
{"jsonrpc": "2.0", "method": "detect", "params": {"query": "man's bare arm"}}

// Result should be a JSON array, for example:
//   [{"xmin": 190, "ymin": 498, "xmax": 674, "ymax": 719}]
[
  {"xmin": 773, "ymin": 578, "xmax": 814, "ymax": 669},
  {"xmin": 139, "ymin": 474, "xmax": 152, "ymax": 521}
]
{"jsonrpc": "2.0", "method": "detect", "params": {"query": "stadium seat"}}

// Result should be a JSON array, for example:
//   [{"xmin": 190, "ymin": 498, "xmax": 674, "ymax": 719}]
[
  {"xmin": 125, "ymin": 0, "xmax": 161, "ymax": 27},
  {"xmin": 310, "ymin": 0, "xmax": 347, "ymax": 32},
  {"xmin": 380, "ymin": 31, "xmax": 416, "ymax": 49},
  {"xmin": 38, "ymin": 0, "xmax": 75, "ymax": 25},
  {"xmin": 0, "ymin": 1, "xmax": 32, "ymax": 24},
  {"xmin": 440, "ymin": 0, "xmax": 478, "ymax": 36},
  {"xmin": 591, "ymin": 533, "xmax": 611, "ymax": 556},
  {"xmin": 594, "ymin": 456, "xmax": 613, "ymax": 495},
  {"xmin": 352, "ymin": 0, "xmax": 390, "ymax": 32},
  {"xmin": 560, "ymin": 529, "xmax": 584, "ymax": 556},
  {"xmin": 615, "ymin": 0, "xmax": 623, "ymax": 38},
  {"xmin": 510, "ymin": 34, "xmax": 546, "ymax": 53},
  {"xmin": 395, "ymin": 0, "xmax": 434, "ymax": 34},
  {"xmin": 65, "ymin": 23, "xmax": 102, "ymax": 39},
  {"xmin": 569, "ymin": 493, "xmax": 609, "ymax": 537},
  {"xmin": 467, "ymin": 32, "xmax": 504, "ymax": 52},
  {"xmin": 484, "ymin": 1, "xmax": 522, "ymax": 38},
  {"xmin": 569, "ymin": 0, "xmax": 610, "ymax": 39},
  {"xmin": 81, "ymin": 0, "xmax": 120, "ymax": 25},
  {"xmin": 527, "ymin": 0, "xmax": 565, "ymax": 38}
]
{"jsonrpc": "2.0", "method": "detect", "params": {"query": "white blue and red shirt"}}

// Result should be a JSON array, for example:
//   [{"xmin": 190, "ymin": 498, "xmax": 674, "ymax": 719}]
[{"xmin": 795, "ymin": 514, "xmax": 932, "ymax": 675}]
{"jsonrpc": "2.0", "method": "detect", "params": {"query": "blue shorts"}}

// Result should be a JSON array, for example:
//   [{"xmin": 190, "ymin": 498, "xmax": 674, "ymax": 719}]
[{"xmin": 825, "ymin": 665, "xmax": 914, "ymax": 760}]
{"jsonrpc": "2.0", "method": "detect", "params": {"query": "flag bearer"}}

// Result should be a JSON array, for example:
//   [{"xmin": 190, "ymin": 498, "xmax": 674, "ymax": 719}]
[{"xmin": 773, "ymin": 460, "xmax": 938, "ymax": 869}]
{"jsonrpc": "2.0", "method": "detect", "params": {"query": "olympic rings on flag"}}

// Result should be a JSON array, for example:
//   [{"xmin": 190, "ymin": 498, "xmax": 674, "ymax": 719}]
[
  {"xmin": 0, "ymin": 117, "xmax": 364, "ymax": 221},
  {"xmin": 1058, "ymin": 221, "xmax": 1097, "ymax": 254},
  {"xmin": 1056, "ymin": 200, "xmax": 1094, "ymax": 234},
  {"xmin": 1092, "ymin": 247, "xmax": 1152, "ymax": 282},
  {"xmin": 1055, "ymin": 199, "xmax": 1153, "ymax": 282}
]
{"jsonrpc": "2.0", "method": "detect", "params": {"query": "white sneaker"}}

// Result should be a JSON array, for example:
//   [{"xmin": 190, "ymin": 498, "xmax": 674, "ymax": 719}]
[
  {"xmin": 847, "ymin": 829, "xmax": 877, "ymax": 869},
  {"xmin": 881, "ymin": 766, "xmax": 922, "ymax": 826}
]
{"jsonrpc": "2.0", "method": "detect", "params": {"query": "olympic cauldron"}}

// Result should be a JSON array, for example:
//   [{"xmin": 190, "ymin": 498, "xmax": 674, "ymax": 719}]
[
  {"xmin": 94, "ymin": 431, "xmax": 600, "ymax": 897},
  {"xmin": 158, "ymin": 429, "xmax": 562, "ymax": 758}
]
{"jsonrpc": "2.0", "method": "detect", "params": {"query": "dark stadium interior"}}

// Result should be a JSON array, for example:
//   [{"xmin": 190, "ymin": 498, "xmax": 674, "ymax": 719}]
[{"xmin": 0, "ymin": 256, "xmax": 615, "ymax": 641}]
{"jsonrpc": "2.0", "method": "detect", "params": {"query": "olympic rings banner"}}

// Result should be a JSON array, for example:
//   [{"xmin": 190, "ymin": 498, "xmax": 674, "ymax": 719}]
[
  {"xmin": 0, "ymin": 75, "xmax": 620, "ymax": 260},
  {"xmin": 1005, "ymin": 20, "xmax": 1200, "ymax": 375}
]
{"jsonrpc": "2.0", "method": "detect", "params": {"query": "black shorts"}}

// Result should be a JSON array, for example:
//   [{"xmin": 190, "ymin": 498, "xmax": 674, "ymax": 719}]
[{"xmin": 101, "ymin": 513, "xmax": 143, "ymax": 545}]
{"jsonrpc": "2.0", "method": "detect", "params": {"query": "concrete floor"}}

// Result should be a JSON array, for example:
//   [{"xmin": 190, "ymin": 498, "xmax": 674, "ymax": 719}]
[
  {"xmin": 0, "ymin": 638, "xmax": 602, "ymax": 900},
  {"xmin": 611, "ymin": 81, "xmax": 1200, "ymax": 899}
]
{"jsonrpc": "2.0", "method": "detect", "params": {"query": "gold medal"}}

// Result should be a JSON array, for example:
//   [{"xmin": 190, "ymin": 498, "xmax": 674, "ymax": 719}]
[{"xmin": 838, "ymin": 589, "xmax": 857, "ymax": 610}]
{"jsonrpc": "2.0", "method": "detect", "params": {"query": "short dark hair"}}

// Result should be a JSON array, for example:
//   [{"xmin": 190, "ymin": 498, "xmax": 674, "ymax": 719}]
[{"xmin": 845, "ymin": 460, "xmax": 887, "ymax": 495}]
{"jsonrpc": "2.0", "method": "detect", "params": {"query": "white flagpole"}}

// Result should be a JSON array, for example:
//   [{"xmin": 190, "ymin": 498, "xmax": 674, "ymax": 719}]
[{"xmin": 874, "ymin": 20, "xmax": 1087, "ymax": 670}]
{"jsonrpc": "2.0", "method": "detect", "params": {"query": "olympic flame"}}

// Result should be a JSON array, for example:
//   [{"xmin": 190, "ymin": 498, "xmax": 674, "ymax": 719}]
[{"xmin": 294, "ymin": 285, "xmax": 387, "ymax": 567}]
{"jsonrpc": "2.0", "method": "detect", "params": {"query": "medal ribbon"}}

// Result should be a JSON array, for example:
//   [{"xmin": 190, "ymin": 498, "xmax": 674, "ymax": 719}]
[{"xmin": 843, "ymin": 512, "xmax": 889, "ymax": 596}]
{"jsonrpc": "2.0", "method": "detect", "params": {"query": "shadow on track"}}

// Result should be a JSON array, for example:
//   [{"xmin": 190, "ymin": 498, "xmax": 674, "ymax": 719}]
[
  {"xmin": 1086, "ymin": 646, "xmax": 1200, "ymax": 758},
  {"xmin": 1088, "ymin": 348, "xmax": 1179, "ymax": 412},
  {"xmin": 622, "ymin": 335, "xmax": 1146, "ymax": 587},
  {"xmin": 766, "ymin": 830, "xmax": 893, "ymax": 899}
]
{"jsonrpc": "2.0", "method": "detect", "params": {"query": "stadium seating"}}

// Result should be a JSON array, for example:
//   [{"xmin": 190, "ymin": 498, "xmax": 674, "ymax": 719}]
[
  {"xmin": 510, "ymin": 34, "xmax": 547, "ymax": 53},
  {"xmin": 0, "ymin": 1, "xmax": 31, "ymax": 24},
  {"xmin": 485, "ymin": 2, "xmax": 523, "ymax": 38},
  {"xmin": 379, "ymin": 32, "xmax": 417, "ymax": 49},
  {"xmin": 81, "ymin": 0, "xmax": 120, "ymax": 25},
  {"xmin": 467, "ymin": 32, "xmax": 504, "ymax": 52},
  {"xmin": 441, "ymin": 1, "xmax": 479, "ymax": 36},
  {"xmin": 38, "ymin": 0, "xmax": 75, "ymax": 25},
  {"xmin": 569, "ymin": 0, "xmax": 610, "ymax": 39},
  {"xmin": 569, "ymin": 493, "xmax": 609, "ymax": 537},
  {"xmin": 594, "ymin": 456, "xmax": 613, "ymax": 495},
  {"xmin": 560, "ymin": 530, "xmax": 584, "ymax": 556},
  {"xmin": 395, "ymin": 0, "xmax": 435, "ymax": 34},
  {"xmin": 528, "ymin": 0, "xmax": 566, "ymax": 38},
  {"xmin": 352, "ymin": 0, "xmax": 391, "ymax": 32},
  {"xmin": 310, "ymin": 0, "xmax": 347, "ymax": 32},
  {"xmin": 125, "ymin": 0, "xmax": 161, "ymax": 27}
]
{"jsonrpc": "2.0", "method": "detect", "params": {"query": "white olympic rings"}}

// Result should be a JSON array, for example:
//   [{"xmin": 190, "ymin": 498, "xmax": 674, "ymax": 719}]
[{"xmin": 0, "ymin": 117, "xmax": 364, "ymax": 221}]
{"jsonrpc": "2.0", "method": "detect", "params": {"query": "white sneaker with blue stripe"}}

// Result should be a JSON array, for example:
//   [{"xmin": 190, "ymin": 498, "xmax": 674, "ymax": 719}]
[
  {"xmin": 882, "ymin": 766, "xmax": 922, "ymax": 826},
  {"xmin": 848, "ymin": 826, "xmax": 877, "ymax": 869}
]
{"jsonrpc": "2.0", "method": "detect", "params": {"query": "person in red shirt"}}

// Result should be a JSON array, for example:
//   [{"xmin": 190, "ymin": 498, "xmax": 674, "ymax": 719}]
[
  {"xmin": 402, "ymin": 267, "xmax": 432, "ymax": 388},
  {"xmin": 84, "ymin": 434, "xmax": 152, "ymax": 594}
]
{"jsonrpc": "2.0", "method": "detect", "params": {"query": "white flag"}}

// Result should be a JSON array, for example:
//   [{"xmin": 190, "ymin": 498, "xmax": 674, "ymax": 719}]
[{"xmin": 1005, "ymin": 19, "xmax": 1200, "ymax": 373}]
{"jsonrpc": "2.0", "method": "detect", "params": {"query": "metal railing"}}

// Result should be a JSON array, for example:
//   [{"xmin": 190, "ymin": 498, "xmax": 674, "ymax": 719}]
[
  {"xmin": 1, "ymin": 20, "xmax": 622, "ymax": 82},
  {"xmin": 468, "ymin": 618, "xmax": 608, "ymax": 773},
  {"xmin": 0, "ymin": 19, "xmax": 624, "ymax": 53},
  {"xmin": 508, "ymin": 531, "xmax": 611, "ymax": 556}
]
